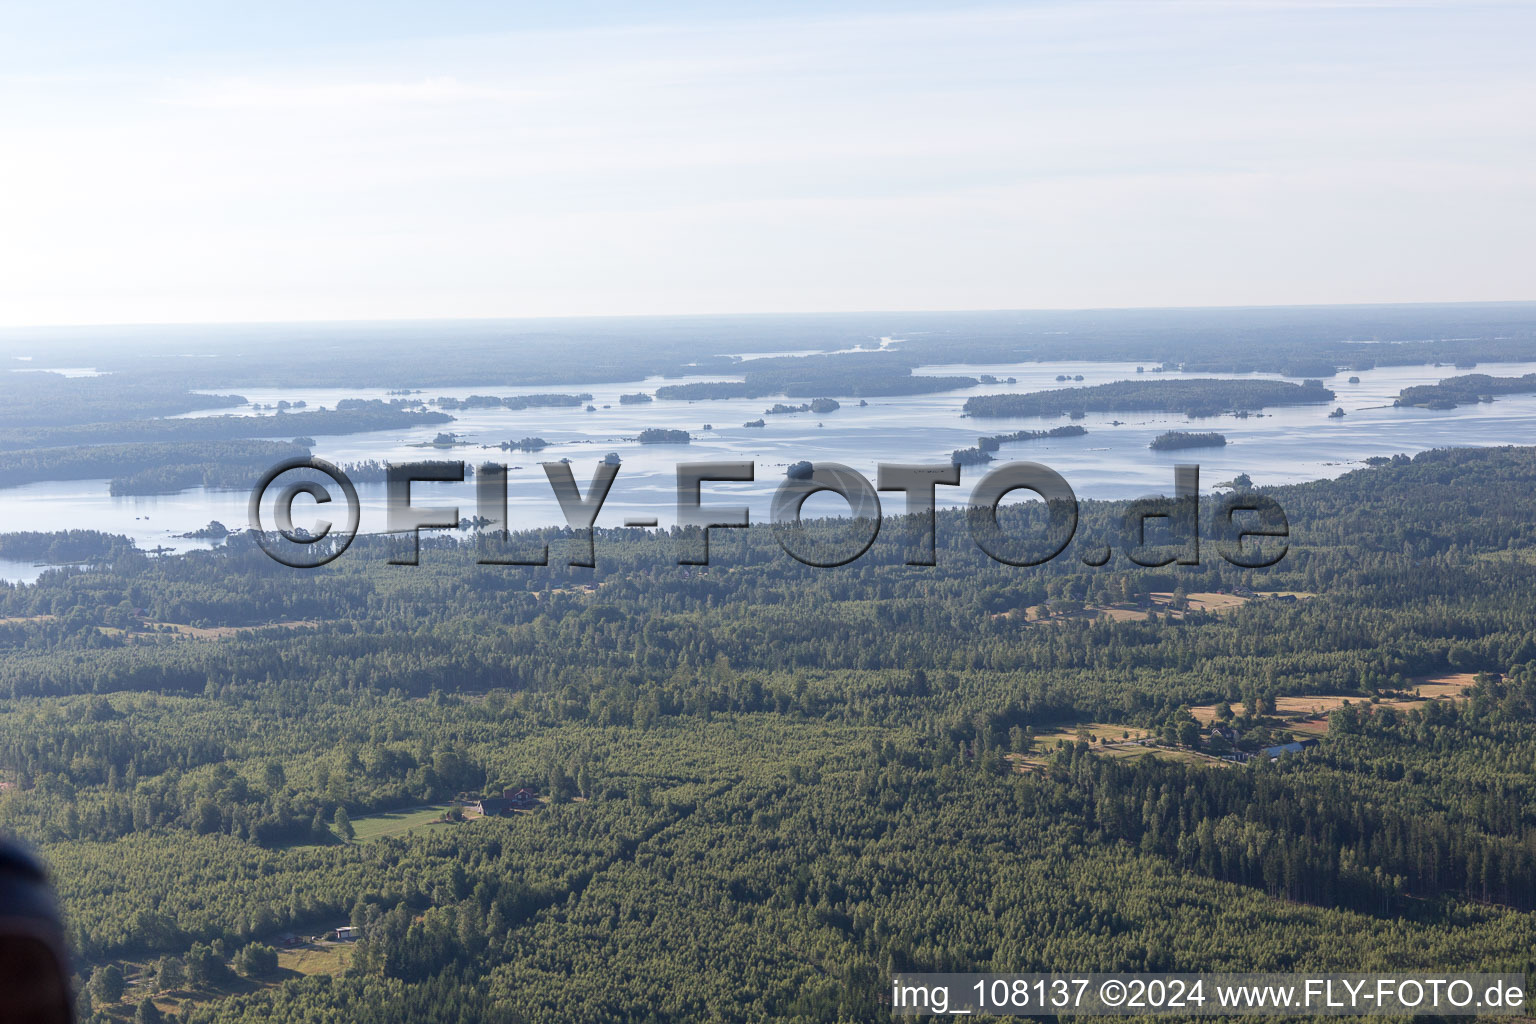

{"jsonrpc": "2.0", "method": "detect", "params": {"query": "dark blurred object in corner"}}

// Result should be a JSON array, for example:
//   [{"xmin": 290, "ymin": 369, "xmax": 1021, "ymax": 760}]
[{"xmin": 0, "ymin": 840, "xmax": 73, "ymax": 1023}]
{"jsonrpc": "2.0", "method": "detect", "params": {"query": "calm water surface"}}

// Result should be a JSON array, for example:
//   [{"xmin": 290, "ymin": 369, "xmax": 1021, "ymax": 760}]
[{"xmin": 3, "ymin": 359, "xmax": 1534, "ymax": 581}]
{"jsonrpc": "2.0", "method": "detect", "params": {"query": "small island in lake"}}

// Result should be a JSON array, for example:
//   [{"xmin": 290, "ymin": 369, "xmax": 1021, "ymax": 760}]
[
  {"xmin": 764, "ymin": 398, "xmax": 841, "ymax": 415},
  {"xmin": 953, "ymin": 425, "xmax": 1089, "ymax": 464},
  {"xmin": 636, "ymin": 428, "xmax": 691, "ymax": 444},
  {"xmin": 1149, "ymin": 431, "xmax": 1227, "ymax": 451}
]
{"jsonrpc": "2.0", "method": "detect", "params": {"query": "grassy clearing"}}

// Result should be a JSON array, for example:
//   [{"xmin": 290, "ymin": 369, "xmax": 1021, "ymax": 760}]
[
  {"xmin": 1030, "ymin": 722, "xmax": 1151, "ymax": 745},
  {"xmin": 1191, "ymin": 675, "xmax": 1478, "ymax": 726},
  {"xmin": 1007, "ymin": 739, "xmax": 1232, "ymax": 774},
  {"xmin": 1410, "ymin": 672, "xmax": 1480, "ymax": 698},
  {"xmin": 1157, "ymin": 591, "xmax": 1251, "ymax": 612},
  {"xmin": 149, "ymin": 619, "xmax": 320, "ymax": 639},
  {"xmin": 278, "ymin": 942, "xmax": 353, "ymax": 976},
  {"xmin": 347, "ymin": 804, "xmax": 459, "ymax": 842}
]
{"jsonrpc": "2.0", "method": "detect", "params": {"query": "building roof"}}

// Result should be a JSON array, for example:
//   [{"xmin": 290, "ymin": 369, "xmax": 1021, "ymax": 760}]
[{"xmin": 1262, "ymin": 739, "xmax": 1316, "ymax": 758}]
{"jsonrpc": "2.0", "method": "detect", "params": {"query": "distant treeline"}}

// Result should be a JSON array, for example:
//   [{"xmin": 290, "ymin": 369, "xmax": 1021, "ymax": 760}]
[
  {"xmin": 431, "ymin": 393, "xmax": 591, "ymax": 411},
  {"xmin": 654, "ymin": 353, "xmax": 976, "ymax": 400},
  {"xmin": 0, "ymin": 374, "xmax": 244, "ymax": 429},
  {"xmin": 0, "ymin": 401, "xmax": 451, "ymax": 452},
  {"xmin": 658, "ymin": 372, "xmax": 977, "ymax": 401},
  {"xmin": 964, "ymin": 379, "xmax": 1335, "ymax": 419},
  {"xmin": 883, "ymin": 305, "xmax": 1536, "ymax": 377},
  {"xmin": 9, "ymin": 304, "xmax": 1536, "ymax": 399},
  {"xmin": 1397, "ymin": 373, "xmax": 1536, "ymax": 409},
  {"xmin": 1149, "ymin": 431, "xmax": 1227, "ymax": 451},
  {"xmin": 0, "ymin": 441, "xmax": 311, "ymax": 494}
]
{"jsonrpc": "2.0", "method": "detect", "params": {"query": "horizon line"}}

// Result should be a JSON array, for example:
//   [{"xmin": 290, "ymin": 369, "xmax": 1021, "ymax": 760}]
[{"xmin": 2, "ymin": 297, "xmax": 1535, "ymax": 334}]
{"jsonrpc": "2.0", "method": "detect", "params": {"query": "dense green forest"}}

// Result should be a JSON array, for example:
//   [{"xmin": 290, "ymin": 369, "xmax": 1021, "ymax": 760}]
[{"xmin": 2, "ymin": 445, "xmax": 1536, "ymax": 1020}]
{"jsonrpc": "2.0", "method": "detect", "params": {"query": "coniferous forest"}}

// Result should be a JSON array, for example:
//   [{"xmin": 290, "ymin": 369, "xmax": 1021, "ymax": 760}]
[{"xmin": 2, "ymin": 445, "xmax": 1536, "ymax": 1020}]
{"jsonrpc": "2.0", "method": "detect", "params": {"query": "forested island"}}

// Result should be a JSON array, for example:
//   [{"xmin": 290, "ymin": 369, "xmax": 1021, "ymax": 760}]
[
  {"xmin": 499, "ymin": 437, "xmax": 550, "ymax": 452},
  {"xmin": 764, "ymin": 398, "xmax": 840, "ymax": 415},
  {"xmin": 1396, "ymin": 373, "xmax": 1536, "ymax": 409},
  {"xmin": 964, "ymin": 379, "xmax": 1335, "ymax": 419},
  {"xmin": 1149, "ymin": 431, "xmax": 1228, "ymax": 450},
  {"xmin": 978, "ymin": 424, "xmax": 1087, "ymax": 451},
  {"xmin": 951, "ymin": 425, "xmax": 1089, "ymax": 465},
  {"xmin": 0, "ymin": 530, "xmax": 134, "ymax": 563},
  {"xmin": 635, "ymin": 428, "xmax": 691, "ymax": 444}
]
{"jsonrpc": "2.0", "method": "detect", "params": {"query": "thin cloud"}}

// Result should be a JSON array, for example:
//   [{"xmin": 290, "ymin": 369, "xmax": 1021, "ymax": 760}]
[{"xmin": 171, "ymin": 75, "xmax": 532, "ymax": 109}]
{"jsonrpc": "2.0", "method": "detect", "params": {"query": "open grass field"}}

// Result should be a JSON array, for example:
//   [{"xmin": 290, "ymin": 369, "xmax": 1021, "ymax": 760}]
[
  {"xmin": 347, "ymin": 804, "xmax": 459, "ymax": 842},
  {"xmin": 1156, "ymin": 591, "xmax": 1252, "ymax": 612},
  {"xmin": 1007, "ymin": 737, "xmax": 1233, "ymax": 775},
  {"xmin": 1009, "ymin": 674, "xmax": 1484, "ymax": 778},
  {"xmin": 1100, "ymin": 745, "xmax": 1236, "ymax": 768},
  {"xmin": 278, "ymin": 942, "xmax": 354, "ymax": 977},
  {"xmin": 1095, "ymin": 591, "xmax": 1257, "ymax": 622},
  {"xmin": 1193, "ymin": 695, "xmax": 1363, "ymax": 723},
  {"xmin": 1030, "ymin": 722, "xmax": 1152, "ymax": 745},
  {"xmin": 151, "ymin": 619, "xmax": 320, "ymax": 639},
  {"xmin": 1410, "ymin": 672, "xmax": 1480, "ymax": 698}
]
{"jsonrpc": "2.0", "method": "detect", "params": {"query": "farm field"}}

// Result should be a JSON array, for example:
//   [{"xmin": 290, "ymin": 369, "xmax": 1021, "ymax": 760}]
[
  {"xmin": 277, "ymin": 943, "xmax": 353, "ymax": 977},
  {"xmin": 1190, "ymin": 673, "xmax": 1480, "ymax": 729},
  {"xmin": 345, "ymin": 804, "xmax": 460, "ymax": 842}
]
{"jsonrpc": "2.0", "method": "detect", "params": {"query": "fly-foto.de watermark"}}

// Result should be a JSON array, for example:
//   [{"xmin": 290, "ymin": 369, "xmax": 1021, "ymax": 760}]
[{"xmin": 248, "ymin": 458, "xmax": 1289, "ymax": 570}]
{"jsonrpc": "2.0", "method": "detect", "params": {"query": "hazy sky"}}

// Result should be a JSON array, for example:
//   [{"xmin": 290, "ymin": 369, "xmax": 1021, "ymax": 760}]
[{"xmin": 1, "ymin": 1, "xmax": 1532, "ymax": 325}]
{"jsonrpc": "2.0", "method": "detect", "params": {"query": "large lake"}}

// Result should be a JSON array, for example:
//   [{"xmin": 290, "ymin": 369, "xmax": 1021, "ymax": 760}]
[{"xmin": 3, "ymin": 358, "xmax": 1534, "ymax": 582}]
